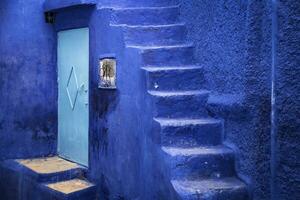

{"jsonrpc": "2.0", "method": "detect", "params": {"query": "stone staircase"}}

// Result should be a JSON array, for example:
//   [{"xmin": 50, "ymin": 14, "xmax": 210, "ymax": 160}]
[
  {"xmin": 110, "ymin": 4, "xmax": 249, "ymax": 200},
  {"xmin": 0, "ymin": 2, "xmax": 249, "ymax": 199},
  {"xmin": 0, "ymin": 156, "xmax": 96, "ymax": 200}
]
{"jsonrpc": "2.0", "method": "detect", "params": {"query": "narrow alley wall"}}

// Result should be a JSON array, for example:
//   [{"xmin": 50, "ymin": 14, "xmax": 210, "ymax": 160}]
[
  {"xmin": 179, "ymin": 1, "xmax": 272, "ymax": 199},
  {"xmin": 179, "ymin": 0, "xmax": 299, "ymax": 199},
  {"xmin": 276, "ymin": 0, "xmax": 300, "ymax": 199},
  {"xmin": 178, "ymin": 0, "xmax": 247, "ymax": 95},
  {"xmin": 0, "ymin": 0, "xmax": 57, "ymax": 160}
]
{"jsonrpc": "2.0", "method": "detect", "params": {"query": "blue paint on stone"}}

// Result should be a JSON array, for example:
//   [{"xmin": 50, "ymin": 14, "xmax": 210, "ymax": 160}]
[
  {"xmin": 0, "ymin": 0, "xmax": 57, "ymax": 161},
  {"xmin": 86, "ymin": 3, "xmax": 248, "ymax": 199},
  {"xmin": 0, "ymin": 0, "xmax": 299, "ymax": 200},
  {"xmin": 276, "ymin": 1, "xmax": 300, "ymax": 199},
  {"xmin": 178, "ymin": 1, "xmax": 300, "ymax": 200}
]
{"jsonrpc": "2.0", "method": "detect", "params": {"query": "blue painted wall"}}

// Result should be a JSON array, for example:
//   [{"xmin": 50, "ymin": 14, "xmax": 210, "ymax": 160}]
[
  {"xmin": 178, "ymin": 2, "xmax": 270, "ymax": 199},
  {"xmin": 87, "ymin": 8, "xmax": 176, "ymax": 199},
  {"xmin": 178, "ymin": 0, "xmax": 248, "ymax": 95},
  {"xmin": 276, "ymin": 1, "xmax": 300, "ymax": 199},
  {"xmin": 0, "ymin": 0, "xmax": 57, "ymax": 160},
  {"xmin": 0, "ymin": 0, "xmax": 299, "ymax": 200},
  {"xmin": 179, "ymin": 1, "xmax": 299, "ymax": 200}
]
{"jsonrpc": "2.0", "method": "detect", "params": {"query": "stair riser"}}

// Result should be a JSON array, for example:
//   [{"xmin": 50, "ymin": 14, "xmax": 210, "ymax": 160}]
[
  {"xmin": 151, "ymin": 95, "xmax": 209, "ymax": 118},
  {"xmin": 161, "ymin": 123, "xmax": 223, "ymax": 147},
  {"xmin": 164, "ymin": 153, "xmax": 236, "ymax": 179},
  {"xmin": 38, "ymin": 185, "xmax": 97, "ymax": 200},
  {"xmin": 37, "ymin": 168, "xmax": 84, "ymax": 182},
  {"xmin": 122, "ymin": 25, "xmax": 187, "ymax": 46},
  {"xmin": 111, "ymin": 7, "xmax": 180, "ymax": 25},
  {"xmin": 145, "ymin": 68, "xmax": 205, "ymax": 91},
  {"xmin": 141, "ymin": 47, "xmax": 195, "ymax": 66}
]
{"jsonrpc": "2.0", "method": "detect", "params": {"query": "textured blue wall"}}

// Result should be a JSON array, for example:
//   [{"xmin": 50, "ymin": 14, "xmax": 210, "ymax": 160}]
[
  {"xmin": 87, "ymin": 8, "xmax": 176, "ymax": 199},
  {"xmin": 0, "ymin": 0, "xmax": 299, "ymax": 199},
  {"xmin": 178, "ymin": 1, "xmax": 271, "ymax": 199},
  {"xmin": 178, "ymin": 0, "xmax": 247, "ymax": 95},
  {"xmin": 0, "ymin": 0, "xmax": 57, "ymax": 160},
  {"xmin": 179, "ymin": 1, "xmax": 299, "ymax": 200},
  {"xmin": 276, "ymin": 0, "xmax": 300, "ymax": 199}
]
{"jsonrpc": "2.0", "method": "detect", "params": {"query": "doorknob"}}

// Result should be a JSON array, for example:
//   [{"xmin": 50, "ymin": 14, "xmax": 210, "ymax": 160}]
[
  {"xmin": 80, "ymin": 83, "xmax": 89, "ymax": 106},
  {"xmin": 79, "ymin": 83, "xmax": 88, "ymax": 93}
]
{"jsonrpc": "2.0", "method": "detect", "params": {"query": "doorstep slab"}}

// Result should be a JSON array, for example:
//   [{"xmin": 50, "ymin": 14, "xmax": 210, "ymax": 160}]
[
  {"xmin": 39, "ymin": 178, "xmax": 96, "ymax": 200},
  {"xmin": 17, "ymin": 156, "xmax": 80, "ymax": 174},
  {"xmin": 1, "ymin": 156, "xmax": 86, "ymax": 182}
]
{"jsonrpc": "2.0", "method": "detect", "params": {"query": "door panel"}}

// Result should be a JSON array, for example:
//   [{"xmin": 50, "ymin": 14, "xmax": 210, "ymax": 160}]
[{"xmin": 57, "ymin": 28, "xmax": 89, "ymax": 166}]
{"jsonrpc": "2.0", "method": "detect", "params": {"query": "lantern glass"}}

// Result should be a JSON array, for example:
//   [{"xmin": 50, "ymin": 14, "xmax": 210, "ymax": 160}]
[{"xmin": 99, "ymin": 58, "xmax": 116, "ymax": 89}]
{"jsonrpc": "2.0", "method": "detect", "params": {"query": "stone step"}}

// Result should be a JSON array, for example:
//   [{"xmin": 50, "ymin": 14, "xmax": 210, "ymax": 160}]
[
  {"xmin": 112, "ymin": 24, "xmax": 187, "ymax": 46},
  {"xmin": 128, "ymin": 44, "xmax": 196, "ymax": 66},
  {"xmin": 143, "ymin": 66, "xmax": 205, "ymax": 91},
  {"xmin": 162, "ymin": 146, "xmax": 235, "ymax": 179},
  {"xmin": 39, "ymin": 178, "xmax": 96, "ymax": 200},
  {"xmin": 154, "ymin": 118, "xmax": 223, "ymax": 147},
  {"xmin": 172, "ymin": 177, "xmax": 249, "ymax": 200},
  {"xmin": 111, "ymin": 6, "xmax": 180, "ymax": 25},
  {"xmin": 1, "ymin": 156, "xmax": 85, "ymax": 182},
  {"xmin": 0, "ymin": 156, "xmax": 94, "ymax": 200},
  {"xmin": 103, "ymin": 0, "xmax": 178, "ymax": 8},
  {"xmin": 148, "ymin": 90, "xmax": 209, "ymax": 118}
]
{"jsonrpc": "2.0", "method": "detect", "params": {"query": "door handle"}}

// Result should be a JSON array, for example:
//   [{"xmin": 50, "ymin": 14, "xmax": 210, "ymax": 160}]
[
  {"xmin": 80, "ymin": 83, "xmax": 89, "ymax": 106},
  {"xmin": 79, "ymin": 83, "xmax": 88, "ymax": 93}
]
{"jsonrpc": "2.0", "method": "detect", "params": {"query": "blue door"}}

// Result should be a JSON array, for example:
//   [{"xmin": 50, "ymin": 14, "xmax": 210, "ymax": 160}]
[{"xmin": 57, "ymin": 28, "xmax": 89, "ymax": 166}]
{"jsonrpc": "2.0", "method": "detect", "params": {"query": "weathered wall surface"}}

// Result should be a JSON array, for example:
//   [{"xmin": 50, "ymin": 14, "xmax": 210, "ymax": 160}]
[
  {"xmin": 178, "ymin": 0, "xmax": 247, "ymax": 95},
  {"xmin": 0, "ymin": 0, "xmax": 57, "ymax": 160},
  {"xmin": 179, "ymin": 1, "xmax": 272, "ymax": 199},
  {"xmin": 242, "ymin": 2, "xmax": 273, "ymax": 199},
  {"xmin": 276, "ymin": 1, "xmax": 300, "ymax": 199},
  {"xmin": 179, "ymin": 0, "xmax": 299, "ymax": 200},
  {"xmin": 0, "ymin": 0, "xmax": 299, "ymax": 199},
  {"xmin": 87, "ymin": 9, "xmax": 176, "ymax": 200}
]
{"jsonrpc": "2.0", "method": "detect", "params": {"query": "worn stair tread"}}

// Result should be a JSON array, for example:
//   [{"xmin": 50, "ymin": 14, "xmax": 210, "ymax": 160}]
[
  {"xmin": 110, "ymin": 5, "xmax": 180, "ymax": 26},
  {"xmin": 162, "ymin": 146, "xmax": 233, "ymax": 157},
  {"xmin": 143, "ymin": 65, "xmax": 203, "ymax": 72},
  {"xmin": 108, "ymin": 4, "xmax": 180, "ymax": 9},
  {"xmin": 111, "ymin": 5, "xmax": 180, "ymax": 11},
  {"xmin": 154, "ymin": 118, "xmax": 221, "ymax": 126},
  {"xmin": 17, "ymin": 156, "xmax": 83, "ymax": 175},
  {"xmin": 115, "ymin": 23, "xmax": 187, "ymax": 46},
  {"xmin": 172, "ymin": 177, "xmax": 247, "ymax": 194},
  {"xmin": 148, "ymin": 90, "xmax": 209, "ymax": 97},
  {"xmin": 137, "ymin": 44, "xmax": 195, "ymax": 66},
  {"xmin": 45, "ymin": 178, "xmax": 94, "ymax": 195},
  {"xmin": 144, "ymin": 65, "xmax": 205, "ymax": 91},
  {"xmin": 111, "ymin": 23, "xmax": 185, "ymax": 28},
  {"xmin": 127, "ymin": 43, "xmax": 193, "ymax": 50}
]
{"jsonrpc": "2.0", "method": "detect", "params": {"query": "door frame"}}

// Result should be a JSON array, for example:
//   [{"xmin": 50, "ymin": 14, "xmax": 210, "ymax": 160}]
[{"xmin": 51, "ymin": 5, "xmax": 97, "ymax": 170}]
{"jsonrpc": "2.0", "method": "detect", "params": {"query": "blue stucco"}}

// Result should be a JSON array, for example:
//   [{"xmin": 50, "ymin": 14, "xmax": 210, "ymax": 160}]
[
  {"xmin": 0, "ymin": 0, "xmax": 299, "ymax": 200},
  {"xmin": 87, "ymin": 8, "xmax": 177, "ymax": 199},
  {"xmin": 0, "ymin": 0, "xmax": 57, "ymax": 160},
  {"xmin": 276, "ymin": 1, "xmax": 300, "ymax": 199},
  {"xmin": 178, "ymin": 1, "xmax": 299, "ymax": 200}
]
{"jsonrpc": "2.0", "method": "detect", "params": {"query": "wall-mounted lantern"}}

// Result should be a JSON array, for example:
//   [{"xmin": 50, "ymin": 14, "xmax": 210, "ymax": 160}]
[
  {"xmin": 99, "ymin": 56, "xmax": 117, "ymax": 89},
  {"xmin": 44, "ymin": 12, "xmax": 55, "ymax": 24}
]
